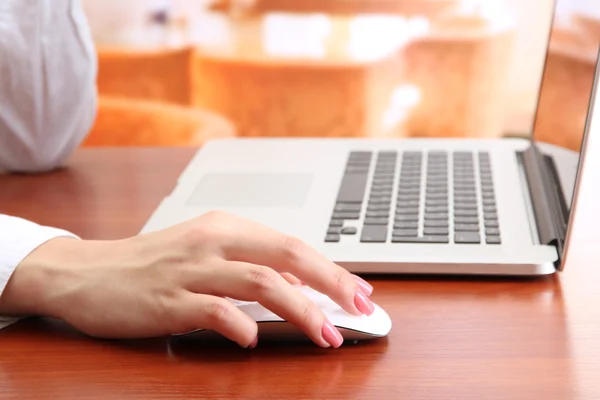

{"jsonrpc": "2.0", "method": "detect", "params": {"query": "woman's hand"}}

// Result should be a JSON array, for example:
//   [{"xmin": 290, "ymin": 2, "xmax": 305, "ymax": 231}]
[{"xmin": 0, "ymin": 211, "xmax": 374, "ymax": 349}]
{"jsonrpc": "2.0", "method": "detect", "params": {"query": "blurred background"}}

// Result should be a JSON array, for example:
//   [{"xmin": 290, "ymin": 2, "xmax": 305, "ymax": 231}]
[{"xmin": 80, "ymin": 0, "xmax": 600, "ymax": 153}]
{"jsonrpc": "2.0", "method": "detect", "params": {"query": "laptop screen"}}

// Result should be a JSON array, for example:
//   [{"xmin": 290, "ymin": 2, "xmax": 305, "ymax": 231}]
[{"xmin": 530, "ymin": 0, "xmax": 600, "ymax": 262}]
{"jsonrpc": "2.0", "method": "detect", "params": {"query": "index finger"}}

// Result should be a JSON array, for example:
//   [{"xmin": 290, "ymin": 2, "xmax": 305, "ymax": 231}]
[{"xmin": 217, "ymin": 215, "xmax": 374, "ymax": 317}]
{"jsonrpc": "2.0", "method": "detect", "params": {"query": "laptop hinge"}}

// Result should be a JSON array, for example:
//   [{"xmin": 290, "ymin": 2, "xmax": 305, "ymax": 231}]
[{"xmin": 518, "ymin": 143, "xmax": 568, "ymax": 268}]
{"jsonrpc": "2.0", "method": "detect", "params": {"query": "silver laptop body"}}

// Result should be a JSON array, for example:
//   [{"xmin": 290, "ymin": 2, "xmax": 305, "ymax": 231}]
[{"xmin": 140, "ymin": 8, "xmax": 598, "ymax": 277}]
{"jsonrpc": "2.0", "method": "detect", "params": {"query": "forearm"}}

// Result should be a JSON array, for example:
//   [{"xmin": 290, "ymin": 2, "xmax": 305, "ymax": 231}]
[{"xmin": 0, "ymin": 0, "xmax": 98, "ymax": 173}]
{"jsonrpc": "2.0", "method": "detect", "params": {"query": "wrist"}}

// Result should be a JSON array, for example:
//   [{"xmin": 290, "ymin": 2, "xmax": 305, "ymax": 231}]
[{"xmin": 0, "ymin": 237, "xmax": 98, "ymax": 319}]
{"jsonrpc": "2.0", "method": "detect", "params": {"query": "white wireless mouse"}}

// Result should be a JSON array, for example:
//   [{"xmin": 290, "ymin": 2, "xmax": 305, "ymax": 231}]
[{"xmin": 173, "ymin": 285, "xmax": 392, "ymax": 343}]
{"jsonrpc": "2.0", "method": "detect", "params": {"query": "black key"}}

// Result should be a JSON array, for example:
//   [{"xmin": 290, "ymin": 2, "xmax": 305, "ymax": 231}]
[
  {"xmin": 337, "ymin": 173, "xmax": 369, "ymax": 203},
  {"xmin": 395, "ymin": 214, "xmax": 419, "ymax": 222},
  {"xmin": 371, "ymin": 190, "xmax": 393, "ymax": 198},
  {"xmin": 454, "ymin": 196, "xmax": 477, "ymax": 203},
  {"xmin": 374, "ymin": 172, "xmax": 395, "ymax": 179},
  {"xmin": 426, "ymin": 187, "xmax": 448, "ymax": 194},
  {"xmin": 455, "ymin": 232, "xmax": 481, "ymax": 244},
  {"xmin": 482, "ymin": 198, "xmax": 496, "ymax": 206},
  {"xmin": 341, "ymin": 227, "xmax": 358, "ymax": 235},
  {"xmin": 360, "ymin": 226, "xmax": 388, "ymax": 242},
  {"xmin": 483, "ymin": 206, "xmax": 497, "ymax": 213},
  {"xmin": 373, "ymin": 178, "xmax": 394, "ymax": 185},
  {"xmin": 424, "ymin": 227, "xmax": 449, "ymax": 235},
  {"xmin": 397, "ymin": 189, "xmax": 421, "ymax": 196},
  {"xmin": 398, "ymin": 195, "xmax": 421, "ymax": 202},
  {"xmin": 454, "ymin": 209, "xmax": 478, "ymax": 217},
  {"xmin": 484, "ymin": 220, "xmax": 499, "ymax": 228},
  {"xmin": 485, "ymin": 228, "xmax": 500, "ymax": 236},
  {"xmin": 392, "ymin": 235, "xmax": 449, "ymax": 243},
  {"xmin": 424, "ymin": 213, "xmax": 448, "ymax": 220},
  {"xmin": 395, "ymin": 207, "xmax": 419, "ymax": 215},
  {"xmin": 325, "ymin": 234, "xmax": 340, "ymax": 242},
  {"xmin": 426, "ymin": 200, "xmax": 449, "ymax": 207},
  {"xmin": 367, "ymin": 211, "xmax": 390, "ymax": 218},
  {"xmin": 426, "ymin": 206, "xmax": 448, "ymax": 214},
  {"xmin": 425, "ymin": 220, "xmax": 449, "ymax": 228},
  {"xmin": 327, "ymin": 227, "xmax": 341, "ymax": 235},
  {"xmin": 484, "ymin": 213, "xmax": 498, "ymax": 220},
  {"xmin": 392, "ymin": 229, "xmax": 418, "ymax": 237},
  {"xmin": 334, "ymin": 203, "xmax": 362, "ymax": 212},
  {"xmin": 369, "ymin": 198, "xmax": 391, "ymax": 205},
  {"xmin": 332, "ymin": 212, "xmax": 360, "ymax": 220},
  {"xmin": 486, "ymin": 236, "xmax": 502, "ymax": 244},
  {"xmin": 364, "ymin": 218, "xmax": 389, "ymax": 225},
  {"xmin": 396, "ymin": 201, "xmax": 420, "ymax": 208},
  {"xmin": 482, "ymin": 192, "xmax": 495, "ymax": 199},
  {"xmin": 454, "ymin": 203, "xmax": 477, "ymax": 210},
  {"xmin": 329, "ymin": 219, "xmax": 344, "ymax": 227},
  {"xmin": 394, "ymin": 221, "xmax": 419, "ymax": 229},
  {"xmin": 454, "ymin": 185, "xmax": 476, "ymax": 191},
  {"xmin": 455, "ymin": 224, "xmax": 479, "ymax": 232},
  {"xmin": 367, "ymin": 205, "xmax": 390, "ymax": 212},
  {"xmin": 455, "ymin": 217, "xmax": 479, "ymax": 224}
]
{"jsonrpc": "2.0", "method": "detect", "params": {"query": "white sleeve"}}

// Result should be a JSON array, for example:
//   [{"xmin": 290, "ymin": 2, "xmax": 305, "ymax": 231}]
[
  {"xmin": 0, "ymin": 215, "xmax": 79, "ymax": 329},
  {"xmin": 0, "ymin": 0, "xmax": 98, "ymax": 173}
]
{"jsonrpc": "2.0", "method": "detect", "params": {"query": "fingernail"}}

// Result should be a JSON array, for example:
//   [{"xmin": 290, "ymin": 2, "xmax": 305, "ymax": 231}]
[
  {"xmin": 247, "ymin": 336, "xmax": 258, "ymax": 349},
  {"xmin": 321, "ymin": 320, "xmax": 343, "ymax": 348},
  {"xmin": 353, "ymin": 275, "xmax": 373, "ymax": 295},
  {"xmin": 354, "ymin": 290, "xmax": 375, "ymax": 316}
]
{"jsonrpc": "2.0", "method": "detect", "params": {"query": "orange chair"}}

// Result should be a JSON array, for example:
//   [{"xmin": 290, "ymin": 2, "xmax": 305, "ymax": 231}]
[
  {"xmin": 82, "ymin": 96, "xmax": 236, "ymax": 147},
  {"xmin": 96, "ymin": 46, "xmax": 194, "ymax": 105}
]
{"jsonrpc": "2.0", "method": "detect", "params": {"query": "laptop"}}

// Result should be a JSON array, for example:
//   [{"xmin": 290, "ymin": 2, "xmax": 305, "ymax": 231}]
[{"xmin": 141, "ymin": 4, "xmax": 599, "ymax": 276}]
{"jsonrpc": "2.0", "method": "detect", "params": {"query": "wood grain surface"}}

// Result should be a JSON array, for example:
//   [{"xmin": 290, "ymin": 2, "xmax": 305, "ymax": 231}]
[{"xmin": 0, "ymin": 147, "xmax": 599, "ymax": 400}]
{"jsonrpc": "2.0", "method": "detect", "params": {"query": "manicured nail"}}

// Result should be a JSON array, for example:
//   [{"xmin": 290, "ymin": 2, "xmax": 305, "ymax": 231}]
[
  {"xmin": 247, "ymin": 336, "xmax": 258, "ymax": 349},
  {"xmin": 353, "ymin": 275, "xmax": 373, "ymax": 295},
  {"xmin": 354, "ymin": 290, "xmax": 375, "ymax": 315},
  {"xmin": 321, "ymin": 320, "xmax": 343, "ymax": 348}
]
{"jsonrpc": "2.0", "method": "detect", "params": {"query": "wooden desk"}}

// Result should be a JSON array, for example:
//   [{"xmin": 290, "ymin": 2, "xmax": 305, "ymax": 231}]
[{"xmin": 1, "ymin": 147, "xmax": 599, "ymax": 399}]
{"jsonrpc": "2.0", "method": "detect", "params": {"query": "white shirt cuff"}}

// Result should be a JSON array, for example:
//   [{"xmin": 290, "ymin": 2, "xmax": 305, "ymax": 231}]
[{"xmin": 0, "ymin": 215, "xmax": 79, "ymax": 328}]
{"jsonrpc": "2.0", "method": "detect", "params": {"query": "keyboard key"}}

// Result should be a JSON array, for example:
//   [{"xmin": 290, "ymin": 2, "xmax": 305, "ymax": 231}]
[
  {"xmin": 455, "ymin": 224, "xmax": 479, "ymax": 232},
  {"xmin": 485, "ymin": 228, "xmax": 500, "ymax": 236},
  {"xmin": 367, "ymin": 205, "xmax": 390, "ymax": 212},
  {"xmin": 482, "ymin": 198, "xmax": 496, "ymax": 206},
  {"xmin": 395, "ymin": 214, "xmax": 419, "ymax": 222},
  {"xmin": 367, "ymin": 211, "xmax": 390, "ymax": 218},
  {"xmin": 327, "ymin": 227, "xmax": 341, "ymax": 235},
  {"xmin": 427, "ymin": 193, "xmax": 449, "ymax": 200},
  {"xmin": 484, "ymin": 213, "xmax": 498, "ymax": 220},
  {"xmin": 454, "ymin": 209, "xmax": 478, "ymax": 217},
  {"xmin": 426, "ymin": 200, "xmax": 448, "ymax": 207},
  {"xmin": 486, "ymin": 236, "xmax": 502, "ymax": 244},
  {"xmin": 361, "ymin": 226, "xmax": 388, "ymax": 242},
  {"xmin": 455, "ymin": 232, "xmax": 481, "ymax": 244},
  {"xmin": 369, "ymin": 198, "xmax": 391, "ymax": 205},
  {"xmin": 425, "ymin": 213, "xmax": 448, "ymax": 220},
  {"xmin": 392, "ymin": 235, "xmax": 449, "ymax": 243},
  {"xmin": 394, "ymin": 221, "xmax": 419, "ymax": 229},
  {"xmin": 395, "ymin": 207, "xmax": 419, "ymax": 215},
  {"xmin": 341, "ymin": 227, "xmax": 358, "ymax": 235},
  {"xmin": 483, "ymin": 206, "xmax": 497, "ymax": 213},
  {"xmin": 329, "ymin": 219, "xmax": 344, "ymax": 227},
  {"xmin": 455, "ymin": 217, "xmax": 479, "ymax": 224},
  {"xmin": 484, "ymin": 220, "xmax": 499, "ymax": 228},
  {"xmin": 392, "ymin": 229, "xmax": 419, "ymax": 237},
  {"xmin": 398, "ymin": 195, "xmax": 421, "ymax": 202},
  {"xmin": 454, "ymin": 203, "xmax": 477, "ymax": 210},
  {"xmin": 325, "ymin": 234, "xmax": 340, "ymax": 242},
  {"xmin": 424, "ymin": 227, "xmax": 449, "ymax": 235},
  {"xmin": 425, "ymin": 220, "xmax": 449, "ymax": 228},
  {"xmin": 364, "ymin": 218, "xmax": 389, "ymax": 225},
  {"xmin": 337, "ymin": 173, "xmax": 369, "ymax": 204},
  {"xmin": 396, "ymin": 201, "xmax": 420, "ymax": 208},
  {"xmin": 332, "ymin": 212, "xmax": 361, "ymax": 220},
  {"xmin": 334, "ymin": 203, "xmax": 362, "ymax": 212},
  {"xmin": 426, "ymin": 206, "xmax": 448, "ymax": 214}
]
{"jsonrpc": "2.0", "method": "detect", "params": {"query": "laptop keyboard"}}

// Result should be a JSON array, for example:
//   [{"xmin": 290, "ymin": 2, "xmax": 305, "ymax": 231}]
[{"xmin": 325, "ymin": 150, "xmax": 501, "ymax": 245}]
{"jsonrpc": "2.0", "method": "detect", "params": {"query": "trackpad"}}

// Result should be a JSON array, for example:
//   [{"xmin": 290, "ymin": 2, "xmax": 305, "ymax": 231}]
[{"xmin": 186, "ymin": 173, "xmax": 313, "ymax": 207}]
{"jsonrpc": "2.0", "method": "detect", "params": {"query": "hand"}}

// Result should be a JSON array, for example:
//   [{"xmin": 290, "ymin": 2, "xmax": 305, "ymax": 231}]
[{"xmin": 0, "ymin": 211, "xmax": 374, "ymax": 349}]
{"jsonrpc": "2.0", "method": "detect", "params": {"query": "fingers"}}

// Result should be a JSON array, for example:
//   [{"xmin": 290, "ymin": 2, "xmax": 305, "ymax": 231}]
[
  {"xmin": 176, "ymin": 292, "xmax": 258, "ymax": 349},
  {"xmin": 215, "ymin": 215, "xmax": 373, "ymax": 317},
  {"xmin": 280, "ymin": 272, "xmax": 303, "ymax": 286},
  {"xmin": 188, "ymin": 261, "xmax": 344, "ymax": 348}
]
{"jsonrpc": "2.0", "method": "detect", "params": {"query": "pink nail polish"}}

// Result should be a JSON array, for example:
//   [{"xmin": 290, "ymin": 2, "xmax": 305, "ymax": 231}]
[
  {"xmin": 321, "ymin": 320, "xmax": 343, "ymax": 348},
  {"xmin": 353, "ymin": 275, "xmax": 373, "ymax": 295},
  {"xmin": 354, "ymin": 290, "xmax": 375, "ymax": 315},
  {"xmin": 247, "ymin": 336, "xmax": 258, "ymax": 349}
]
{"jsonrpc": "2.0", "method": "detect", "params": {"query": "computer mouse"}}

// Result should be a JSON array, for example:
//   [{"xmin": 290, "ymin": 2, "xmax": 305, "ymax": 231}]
[{"xmin": 173, "ymin": 285, "xmax": 392, "ymax": 343}]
